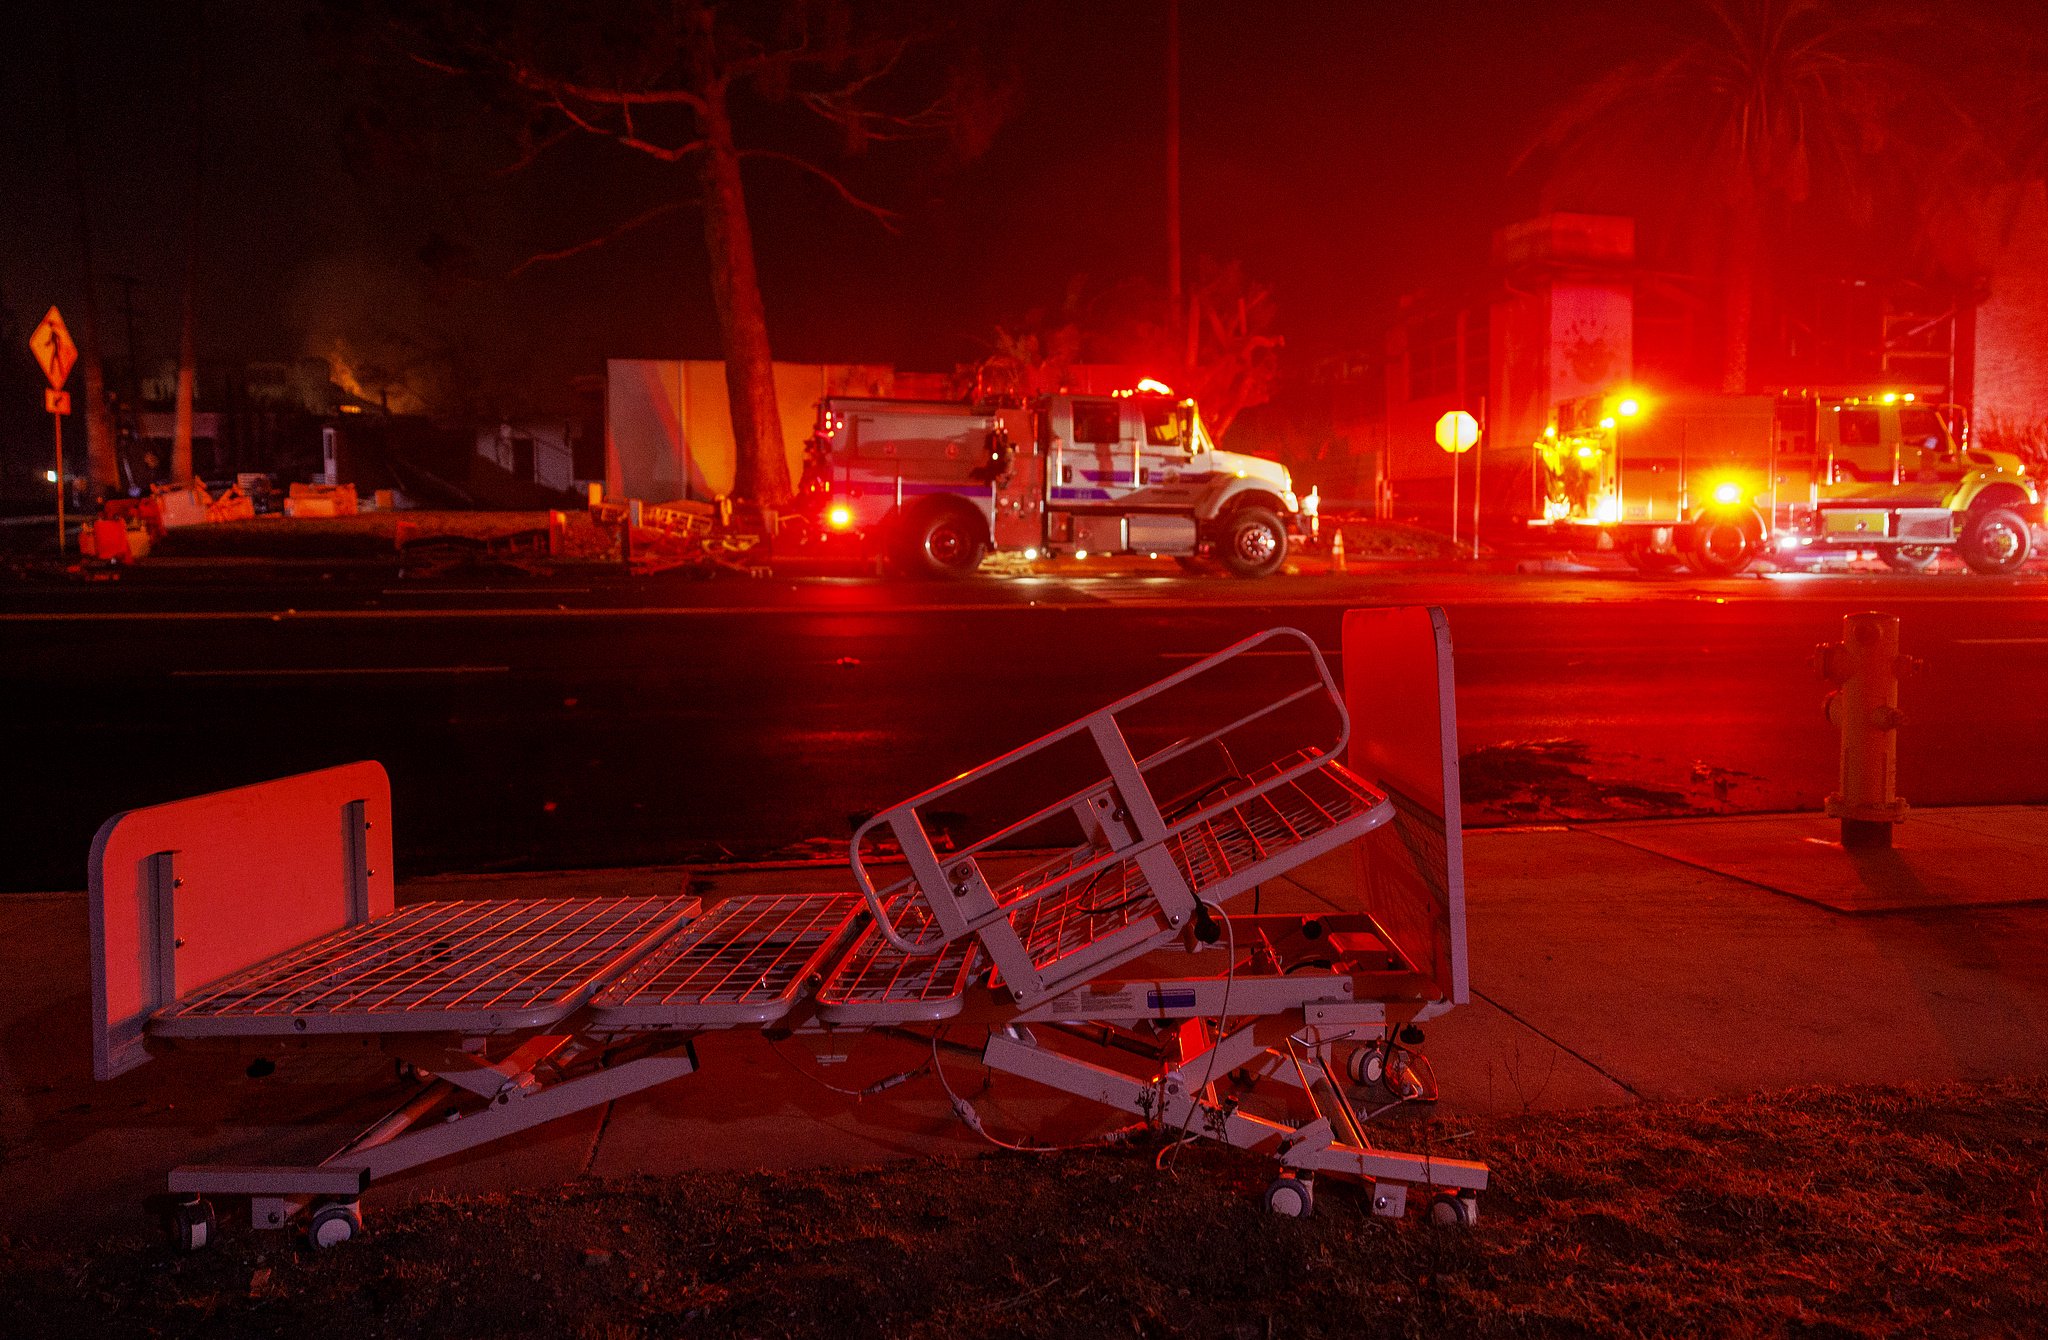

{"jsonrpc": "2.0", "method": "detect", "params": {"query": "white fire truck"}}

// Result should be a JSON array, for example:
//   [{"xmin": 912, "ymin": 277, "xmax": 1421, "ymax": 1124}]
[
  {"xmin": 1534, "ymin": 390, "xmax": 2041, "ymax": 575},
  {"xmin": 800, "ymin": 389, "xmax": 1301, "ymax": 576}
]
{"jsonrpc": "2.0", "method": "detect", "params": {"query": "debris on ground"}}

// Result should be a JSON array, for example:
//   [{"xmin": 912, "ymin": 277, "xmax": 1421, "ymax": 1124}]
[
  {"xmin": 149, "ymin": 510, "xmax": 586, "ymax": 560},
  {"xmin": 1460, "ymin": 739, "xmax": 1736, "ymax": 821},
  {"xmin": 589, "ymin": 499, "xmax": 768, "ymax": 577},
  {"xmin": 1323, "ymin": 516, "xmax": 1489, "ymax": 562},
  {"xmin": 1, "ymin": 1082, "xmax": 2041, "ymax": 1338}
]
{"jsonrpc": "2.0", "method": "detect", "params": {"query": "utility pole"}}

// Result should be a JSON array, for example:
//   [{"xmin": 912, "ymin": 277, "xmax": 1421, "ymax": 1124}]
[
  {"xmin": 1473, "ymin": 396, "xmax": 1485, "ymax": 560},
  {"xmin": 1166, "ymin": 0, "xmax": 1182, "ymax": 369},
  {"xmin": 113, "ymin": 274, "xmax": 143, "ymax": 406},
  {"xmin": 62, "ymin": 15, "xmax": 120, "ymax": 496},
  {"xmin": 173, "ymin": 0, "xmax": 206, "ymax": 486}
]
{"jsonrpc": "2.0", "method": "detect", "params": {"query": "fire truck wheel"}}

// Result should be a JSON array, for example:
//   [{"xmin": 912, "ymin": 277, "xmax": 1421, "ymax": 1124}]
[
  {"xmin": 1687, "ymin": 518, "xmax": 1754, "ymax": 576},
  {"xmin": 1881, "ymin": 546, "xmax": 1939, "ymax": 573},
  {"xmin": 1218, "ymin": 507, "xmax": 1288, "ymax": 577},
  {"xmin": 896, "ymin": 503, "xmax": 989, "ymax": 579},
  {"xmin": 1960, "ymin": 507, "xmax": 2030, "ymax": 575}
]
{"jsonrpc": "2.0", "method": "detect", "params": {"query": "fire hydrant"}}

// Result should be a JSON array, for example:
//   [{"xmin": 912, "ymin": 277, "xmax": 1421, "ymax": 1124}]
[{"xmin": 1816, "ymin": 612, "xmax": 1916, "ymax": 848}]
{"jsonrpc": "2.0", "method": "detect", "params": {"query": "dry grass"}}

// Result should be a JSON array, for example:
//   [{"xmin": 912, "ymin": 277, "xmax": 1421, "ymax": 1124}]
[{"xmin": 2, "ymin": 1081, "xmax": 2042, "ymax": 1338}]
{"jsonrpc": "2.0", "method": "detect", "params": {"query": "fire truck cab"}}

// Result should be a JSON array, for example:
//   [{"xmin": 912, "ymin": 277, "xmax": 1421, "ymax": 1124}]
[{"xmin": 803, "ymin": 391, "xmax": 1301, "ymax": 577}]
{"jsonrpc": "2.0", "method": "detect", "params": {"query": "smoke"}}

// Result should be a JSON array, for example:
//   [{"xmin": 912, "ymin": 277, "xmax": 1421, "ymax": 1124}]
[{"xmin": 285, "ymin": 251, "xmax": 463, "ymax": 416}]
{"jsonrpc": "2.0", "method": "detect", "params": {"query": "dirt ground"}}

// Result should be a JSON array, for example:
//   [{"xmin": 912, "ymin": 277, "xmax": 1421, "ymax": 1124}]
[
  {"xmin": 1329, "ymin": 518, "xmax": 1480, "ymax": 562},
  {"xmin": 149, "ymin": 510, "xmax": 604, "ymax": 559},
  {"xmin": 1457, "ymin": 738, "xmax": 1757, "ymax": 822},
  {"xmin": 2, "ymin": 1081, "xmax": 2042, "ymax": 1338}
]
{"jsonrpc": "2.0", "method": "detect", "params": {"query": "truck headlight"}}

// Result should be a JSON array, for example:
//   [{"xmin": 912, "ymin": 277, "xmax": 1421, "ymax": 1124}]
[{"xmin": 1712, "ymin": 482, "xmax": 1743, "ymax": 506}]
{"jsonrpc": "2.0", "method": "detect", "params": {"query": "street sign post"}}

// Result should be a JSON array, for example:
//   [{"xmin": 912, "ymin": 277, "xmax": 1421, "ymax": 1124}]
[
  {"xmin": 1436, "ymin": 410, "xmax": 1478, "ymax": 548},
  {"xmin": 30, "ymin": 307, "xmax": 77, "ymax": 554},
  {"xmin": 1473, "ymin": 398, "xmax": 1487, "ymax": 560}
]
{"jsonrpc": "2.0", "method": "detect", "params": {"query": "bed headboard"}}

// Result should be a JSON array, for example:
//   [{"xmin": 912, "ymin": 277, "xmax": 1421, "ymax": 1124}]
[{"xmin": 89, "ymin": 761, "xmax": 395, "ymax": 1079}]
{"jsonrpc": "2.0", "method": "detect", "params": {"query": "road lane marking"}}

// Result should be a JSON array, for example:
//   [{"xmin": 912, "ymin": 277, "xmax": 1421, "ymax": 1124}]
[
  {"xmin": 1157, "ymin": 649, "xmax": 1340, "ymax": 659},
  {"xmin": 4, "ymin": 605, "xmax": 1079, "ymax": 621},
  {"xmin": 170, "ymin": 666, "xmax": 511, "ymax": 678},
  {"xmin": 7, "ymin": 590, "xmax": 2048, "ymax": 623}
]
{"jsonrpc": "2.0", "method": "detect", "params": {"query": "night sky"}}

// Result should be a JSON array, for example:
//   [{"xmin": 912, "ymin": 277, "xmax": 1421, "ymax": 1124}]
[{"xmin": 0, "ymin": 0, "xmax": 1895, "ymax": 419}]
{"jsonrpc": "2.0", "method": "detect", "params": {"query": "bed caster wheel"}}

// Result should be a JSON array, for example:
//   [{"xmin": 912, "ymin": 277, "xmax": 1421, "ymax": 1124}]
[
  {"xmin": 169, "ymin": 1197, "xmax": 216, "ymax": 1253},
  {"xmin": 307, "ymin": 1200, "xmax": 362, "ymax": 1249},
  {"xmin": 1346, "ymin": 1044, "xmax": 1386, "ymax": 1088},
  {"xmin": 1429, "ymin": 1193, "xmax": 1478, "ymax": 1230},
  {"xmin": 1263, "ymin": 1174, "xmax": 1314, "ymax": 1218}
]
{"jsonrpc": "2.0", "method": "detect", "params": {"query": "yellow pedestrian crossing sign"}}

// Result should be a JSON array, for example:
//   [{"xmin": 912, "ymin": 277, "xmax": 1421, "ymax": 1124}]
[{"xmin": 30, "ymin": 306, "xmax": 77, "ymax": 390}]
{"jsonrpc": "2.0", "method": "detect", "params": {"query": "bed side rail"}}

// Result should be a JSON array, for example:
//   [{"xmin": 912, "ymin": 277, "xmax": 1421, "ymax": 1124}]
[
  {"xmin": 848, "ymin": 627, "xmax": 1350, "ymax": 963},
  {"xmin": 89, "ymin": 761, "xmax": 395, "ymax": 1080}
]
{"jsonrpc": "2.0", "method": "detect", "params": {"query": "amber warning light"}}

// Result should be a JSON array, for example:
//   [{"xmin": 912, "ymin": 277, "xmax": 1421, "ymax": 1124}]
[{"xmin": 827, "ymin": 504, "xmax": 854, "ymax": 529}]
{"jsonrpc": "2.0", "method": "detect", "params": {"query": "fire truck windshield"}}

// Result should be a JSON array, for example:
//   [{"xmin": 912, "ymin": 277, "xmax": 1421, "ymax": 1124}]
[
  {"xmin": 1142, "ymin": 403, "xmax": 1182, "ymax": 447},
  {"xmin": 1143, "ymin": 401, "xmax": 1210, "ymax": 454}
]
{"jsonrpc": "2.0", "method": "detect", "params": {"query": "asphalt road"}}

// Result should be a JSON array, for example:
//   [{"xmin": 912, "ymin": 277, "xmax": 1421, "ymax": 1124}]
[{"xmin": 4, "ymin": 564, "xmax": 2046, "ymax": 892}]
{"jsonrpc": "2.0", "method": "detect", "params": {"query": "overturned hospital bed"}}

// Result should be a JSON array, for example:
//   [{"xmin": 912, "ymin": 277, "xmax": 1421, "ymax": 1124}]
[{"xmin": 90, "ymin": 606, "xmax": 1486, "ymax": 1250}]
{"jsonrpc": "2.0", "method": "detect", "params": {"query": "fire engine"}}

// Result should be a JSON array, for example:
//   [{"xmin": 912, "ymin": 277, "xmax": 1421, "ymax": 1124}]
[
  {"xmin": 801, "ymin": 387, "xmax": 1301, "ymax": 577},
  {"xmin": 1534, "ymin": 390, "xmax": 2041, "ymax": 575}
]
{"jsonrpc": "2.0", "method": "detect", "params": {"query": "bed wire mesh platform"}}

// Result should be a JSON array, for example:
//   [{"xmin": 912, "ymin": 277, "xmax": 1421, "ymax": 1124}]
[
  {"xmin": 590, "ymin": 893, "xmax": 862, "ymax": 1028},
  {"xmin": 89, "ymin": 609, "xmax": 1487, "ymax": 1251},
  {"xmin": 153, "ymin": 896, "xmax": 698, "ymax": 1037}
]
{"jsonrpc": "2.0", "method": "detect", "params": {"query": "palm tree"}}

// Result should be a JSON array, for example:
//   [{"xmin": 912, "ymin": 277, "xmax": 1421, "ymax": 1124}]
[{"xmin": 1526, "ymin": 0, "xmax": 1965, "ymax": 393}]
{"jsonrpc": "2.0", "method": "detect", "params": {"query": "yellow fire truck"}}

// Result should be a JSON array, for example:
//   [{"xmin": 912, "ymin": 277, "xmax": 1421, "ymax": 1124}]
[{"xmin": 1534, "ymin": 390, "xmax": 2040, "ymax": 575}]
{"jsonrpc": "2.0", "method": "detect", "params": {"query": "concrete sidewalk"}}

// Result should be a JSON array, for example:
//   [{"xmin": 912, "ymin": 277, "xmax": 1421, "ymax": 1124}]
[{"xmin": 3, "ymin": 806, "xmax": 2044, "ymax": 1243}]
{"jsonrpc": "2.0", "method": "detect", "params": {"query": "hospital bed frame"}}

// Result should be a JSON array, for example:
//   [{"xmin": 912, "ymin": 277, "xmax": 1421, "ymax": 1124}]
[{"xmin": 90, "ymin": 608, "xmax": 1486, "ymax": 1249}]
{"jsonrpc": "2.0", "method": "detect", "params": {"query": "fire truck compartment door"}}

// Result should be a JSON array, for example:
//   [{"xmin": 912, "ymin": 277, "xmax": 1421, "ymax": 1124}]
[
  {"xmin": 1820, "ymin": 508, "xmax": 1893, "ymax": 538},
  {"xmin": 1126, "ymin": 514, "xmax": 1198, "ymax": 555},
  {"xmin": 992, "ymin": 408, "xmax": 1043, "ymax": 550},
  {"xmin": 845, "ymin": 408, "xmax": 988, "ymax": 486},
  {"xmin": 1894, "ymin": 508, "xmax": 1955, "ymax": 542},
  {"xmin": 1069, "ymin": 514, "xmax": 1126, "ymax": 552}
]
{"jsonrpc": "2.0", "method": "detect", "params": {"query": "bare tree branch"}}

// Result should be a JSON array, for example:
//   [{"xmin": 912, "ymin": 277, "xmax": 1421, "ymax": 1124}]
[
  {"xmin": 507, "ymin": 199, "xmax": 694, "ymax": 276},
  {"xmin": 727, "ymin": 35, "xmax": 915, "ymax": 83},
  {"xmin": 492, "ymin": 125, "xmax": 574, "ymax": 178},
  {"xmin": 404, "ymin": 50, "xmax": 470, "ymax": 77},
  {"xmin": 505, "ymin": 65, "xmax": 711, "ymax": 116},
  {"xmin": 618, "ymin": 133, "xmax": 710, "ymax": 163},
  {"xmin": 801, "ymin": 90, "xmax": 955, "ymax": 143},
  {"xmin": 548, "ymin": 95, "xmax": 615, "ymax": 138},
  {"xmin": 738, "ymin": 148, "xmax": 901, "ymax": 227}
]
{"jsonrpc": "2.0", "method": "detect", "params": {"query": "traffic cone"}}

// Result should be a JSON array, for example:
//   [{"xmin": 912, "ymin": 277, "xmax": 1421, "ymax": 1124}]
[{"xmin": 1330, "ymin": 527, "xmax": 1347, "ymax": 575}]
